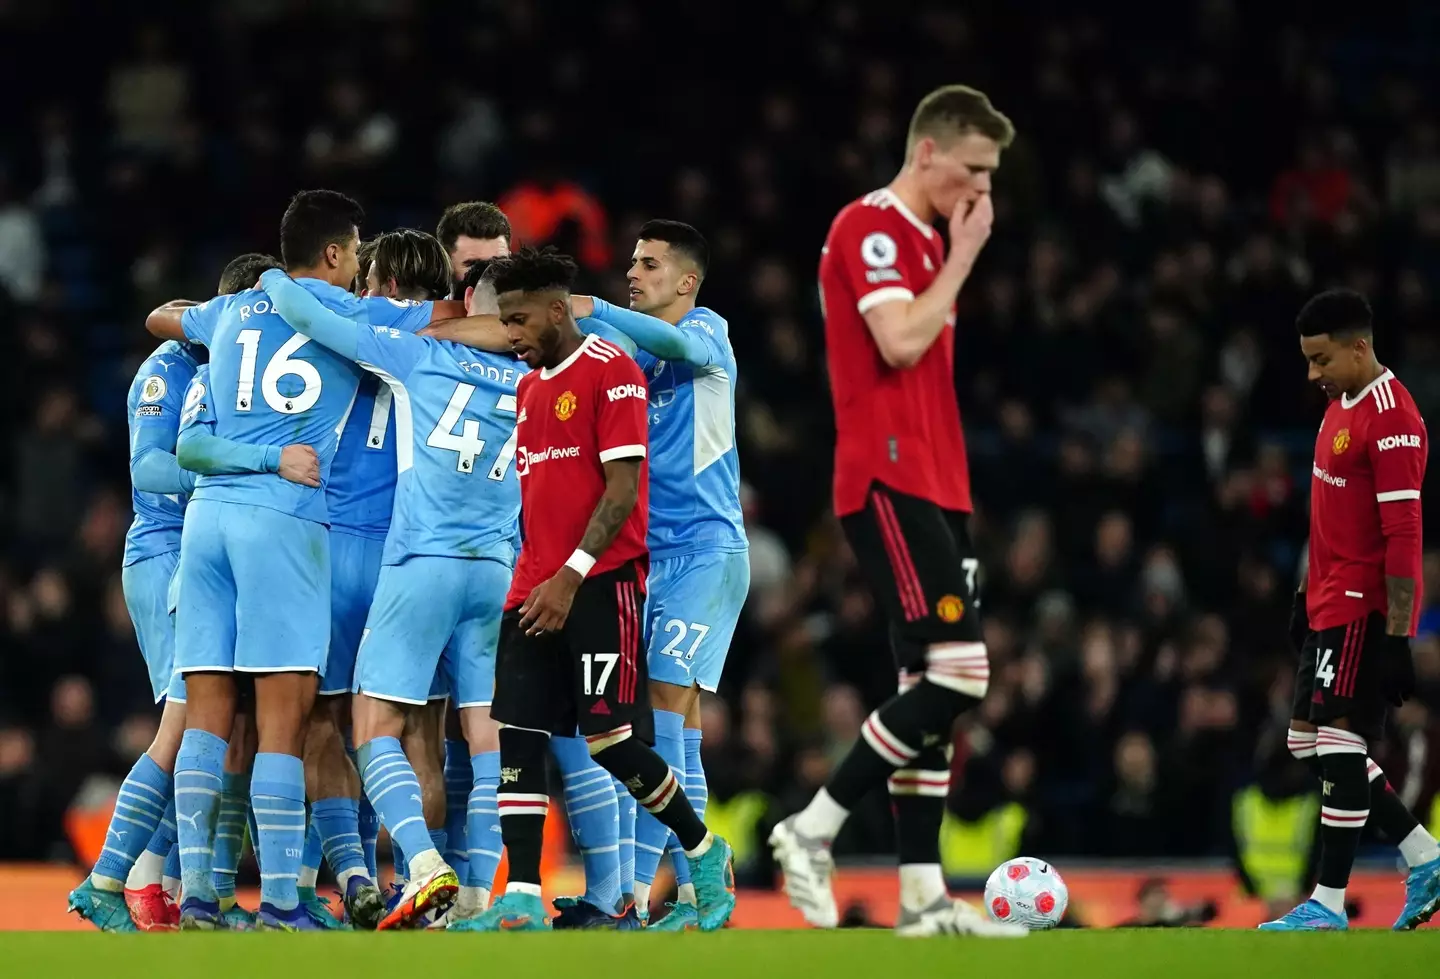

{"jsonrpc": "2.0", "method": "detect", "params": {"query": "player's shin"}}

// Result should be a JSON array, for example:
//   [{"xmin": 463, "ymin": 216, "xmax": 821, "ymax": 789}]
[
  {"xmin": 1313, "ymin": 726, "xmax": 1370, "ymax": 913},
  {"xmin": 634, "ymin": 710, "xmax": 686, "ymax": 903},
  {"xmin": 496, "ymin": 726, "xmax": 552, "ymax": 894},
  {"xmin": 665, "ymin": 726, "xmax": 709, "ymax": 905},
  {"xmin": 212, "ymin": 771, "xmax": 250, "ymax": 908},
  {"xmin": 356, "ymin": 735, "xmax": 440, "ymax": 876},
  {"xmin": 615, "ymin": 778, "xmax": 637, "ymax": 898},
  {"xmin": 299, "ymin": 820, "xmax": 323, "ymax": 892},
  {"xmin": 174, "ymin": 729, "xmax": 228, "ymax": 906},
  {"xmin": 313, "ymin": 797, "xmax": 369, "ymax": 891},
  {"xmin": 126, "ymin": 799, "xmax": 177, "ymax": 892},
  {"xmin": 252, "ymin": 752, "xmax": 308, "ymax": 912},
  {"xmin": 889, "ymin": 741, "xmax": 951, "ymax": 914},
  {"xmin": 1365, "ymin": 759, "xmax": 1440, "ymax": 866},
  {"xmin": 444, "ymin": 738, "xmax": 471, "ymax": 880},
  {"xmin": 91, "ymin": 752, "xmax": 172, "ymax": 891},
  {"xmin": 553, "ymin": 734, "xmax": 623, "ymax": 912},
  {"xmin": 465, "ymin": 750, "xmax": 502, "ymax": 906},
  {"xmin": 588, "ymin": 725, "xmax": 709, "ymax": 855}
]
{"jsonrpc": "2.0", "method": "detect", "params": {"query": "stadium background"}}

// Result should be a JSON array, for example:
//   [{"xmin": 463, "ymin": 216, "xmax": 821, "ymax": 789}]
[{"xmin": 2, "ymin": 0, "xmax": 1439, "ymax": 928}]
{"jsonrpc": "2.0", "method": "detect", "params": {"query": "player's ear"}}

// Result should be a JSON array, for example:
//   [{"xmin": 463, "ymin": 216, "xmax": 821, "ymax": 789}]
[
  {"xmin": 552, "ymin": 296, "xmax": 570, "ymax": 324},
  {"xmin": 679, "ymin": 270, "xmax": 699, "ymax": 298},
  {"xmin": 463, "ymin": 285, "xmax": 476, "ymax": 312}
]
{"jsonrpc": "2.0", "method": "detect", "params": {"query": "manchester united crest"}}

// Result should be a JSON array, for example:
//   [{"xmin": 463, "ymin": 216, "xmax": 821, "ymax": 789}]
[
  {"xmin": 554, "ymin": 390, "xmax": 577, "ymax": 421},
  {"xmin": 1332, "ymin": 428, "xmax": 1351, "ymax": 455},
  {"xmin": 936, "ymin": 594, "xmax": 965, "ymax": 623}
]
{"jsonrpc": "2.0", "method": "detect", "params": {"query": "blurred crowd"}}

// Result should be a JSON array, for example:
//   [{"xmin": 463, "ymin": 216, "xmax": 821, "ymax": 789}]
[{"xmin": 3, "ymin": 0, "xmax": 1440, "ymax": 879}]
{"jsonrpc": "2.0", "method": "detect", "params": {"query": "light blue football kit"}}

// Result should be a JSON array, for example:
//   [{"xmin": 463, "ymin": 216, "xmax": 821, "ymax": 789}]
[
  {"xmin": 123, "ymin": 340, "xmax": 202, "ymax": 705},
  {"xmin": 171, "ymin": 279, "xmax": 432, "ymax": 920},
  {"xmin": 262, "ymin": 269, "xmax": 518, "ymax": 892}
]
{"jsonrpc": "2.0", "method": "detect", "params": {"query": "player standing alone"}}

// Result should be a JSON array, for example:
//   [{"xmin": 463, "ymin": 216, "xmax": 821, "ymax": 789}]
[
  {"xmin": 770, "ymin": 84, "xmax": 1025, "ymax": 937},
  {"xmin": 473, "ymin": 247, "xmax": 735, "ymax": 932},
  {"xmin": 1263, "ymin": 289, "xmax": 1440, "ymax": 931}
]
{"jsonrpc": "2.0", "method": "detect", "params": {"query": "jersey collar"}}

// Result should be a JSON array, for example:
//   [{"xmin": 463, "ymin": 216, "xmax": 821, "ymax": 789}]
[
  {"xmin": 540, "ymin": 333, "xmax": 596, "ymax": 380},
  {"xmin": 880, "ymin": 188, "xmax": 936, "ymax": 240},
  {"xmin": 1340, "ymin": 367, "xmax": 1394, "ymax": 410}
]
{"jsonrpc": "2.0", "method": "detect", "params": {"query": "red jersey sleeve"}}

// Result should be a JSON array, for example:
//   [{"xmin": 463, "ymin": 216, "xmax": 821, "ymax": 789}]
[
  {"xmin": 594, "ymin": 355, "xmax": 649, "ymax": 463},
  {"xmin": 834, "ymin": 209, "xmax": 919, "ymax": 317},
  {"xmin": 1367, "ymin": 405, "xmax": 1427, "ymax": 585}
]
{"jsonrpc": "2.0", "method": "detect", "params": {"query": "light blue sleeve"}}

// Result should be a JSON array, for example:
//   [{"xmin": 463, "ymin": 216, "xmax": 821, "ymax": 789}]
[
  {"xmin": 130, "ymin": 361, "xmax": 196, "ymax": 494},
  {"xmin": 174, "ymin": 369, "xmax": 281, "ymax": 475},
  {"xmin": 359, "ymin": 296, "xmax": 434, "ymax": 335},
  {"xmin": 577, "ymin": 317, "xmax": 639, "ymax": 357},
  {"xmin": 180, "ymin": 300, "xmax": 220, "ymax": 346},
  {"xmin": 261, "ymin": 269, "xmax": 360, "ymax": 360},
  {"xmin": 589, "ymin": 298, "xmax": 715, "ymax": 367},
  {"xmin": 353, "ymin": 323, "xmax": 428, "ymax": 382}
]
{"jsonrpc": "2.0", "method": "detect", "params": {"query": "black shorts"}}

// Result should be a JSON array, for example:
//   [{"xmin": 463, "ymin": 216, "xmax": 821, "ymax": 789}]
[
  {"xmin": 1291, "ymin": 612, "xmax": 1388, "ymax": 741},
  {"xmin": 491, "ymin": 560, "xmax": 653, "ymax": 742},
  {"xmin": 840, "ymin": 482, "xmax": 983, "ymax": 674}
]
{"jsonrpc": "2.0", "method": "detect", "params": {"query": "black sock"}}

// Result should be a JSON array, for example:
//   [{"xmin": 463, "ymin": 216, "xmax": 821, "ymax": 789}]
[
  {"xmin": 1367, "ymin": 763, "xmax": 1421, "ymax": 844},
  {"xmin": 591, "ymin": 734, "xmax": 708, "ymax": 852},
  {"xmin": 495, "ymin": 726, "xmax": 550, "ymax": 888},
  {"xmin": 889, "ymin": 744, "xmax": 949, "ymax": 866},
  {"xmin": 1316, "ymin": 729, "xmax": 1369, "ymax": 891},
  {"xmin": 827, "ymin": 679, "xmax": 977, "ymax": 811}
]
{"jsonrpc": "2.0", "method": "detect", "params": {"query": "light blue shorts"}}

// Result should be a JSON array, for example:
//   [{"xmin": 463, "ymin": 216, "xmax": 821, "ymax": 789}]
[
  {"xmin": 175, "ymin": 499, "xmax": 331, "ymax": 675},
  {"xmin": 122, "ymin": 551, "xmax": 186, "ymax": 704},
  {"xmin": 645, "ymin": 549, "xmax": 750, "ymax": 693},
  {"xmin": 323, "ymin": 529, "xmax": 385, "ymax": 696},
  {"xmin": 355, "ymin": 554, "xmax": 509, "ymax": 708}
]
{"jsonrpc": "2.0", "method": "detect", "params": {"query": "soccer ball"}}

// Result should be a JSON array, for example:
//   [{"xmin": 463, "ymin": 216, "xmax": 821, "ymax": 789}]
[{"xmin": 984, "ymin": 857, "xmax": 1068, "ymax": 929}]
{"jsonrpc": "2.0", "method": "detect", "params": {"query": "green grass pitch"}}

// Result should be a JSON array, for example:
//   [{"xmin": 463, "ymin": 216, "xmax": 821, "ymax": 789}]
[{"xmin": 3, "ymin": 929, "xmax": 1436, "ymax": 978}]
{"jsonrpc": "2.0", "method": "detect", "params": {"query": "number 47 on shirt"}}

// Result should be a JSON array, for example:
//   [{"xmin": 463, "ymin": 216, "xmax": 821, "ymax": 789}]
[{"xmin": 426, "ymin": 381, "xmax": 520, "ymax": 479}]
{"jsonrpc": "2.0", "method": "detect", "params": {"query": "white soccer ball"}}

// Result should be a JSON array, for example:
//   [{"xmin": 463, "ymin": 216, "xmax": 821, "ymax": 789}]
[{"xmin": 983, "ymin": 856, "xmax": 1068, "ymax": 929}]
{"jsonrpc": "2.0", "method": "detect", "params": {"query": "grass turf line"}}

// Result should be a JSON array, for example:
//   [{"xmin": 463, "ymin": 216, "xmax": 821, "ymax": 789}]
[{"xmin": 5, "ymin": 929, "xmax": 1436, "ymax": 978}]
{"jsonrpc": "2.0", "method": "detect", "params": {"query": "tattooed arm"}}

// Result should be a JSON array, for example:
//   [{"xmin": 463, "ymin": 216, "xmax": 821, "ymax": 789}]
[
  {"xmin": 1386, "ymin": 576, "xmax": 1417, "ymax": 636},
  {"xmin": 519, "ymin": 458, "xmax": 642, "ymax": 635}
]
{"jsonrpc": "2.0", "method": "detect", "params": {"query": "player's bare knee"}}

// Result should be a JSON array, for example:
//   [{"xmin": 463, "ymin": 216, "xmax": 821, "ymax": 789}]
[
  {"xmin": 924, "ymin": 641, "xmax": 990, "ymax": 700},
  {"xmin": 586, "ymin": 724, "xmax": 634, "ymax": 756},
  {"xmin": 459, "ymin": 705, "xmax": 499, "ymax": 755},
  {"xmin": 352, "ymin": 693, "xmax": 405, "ymax": 746},
  {"xmin": 649, "ymin": 679, "xmax": 694, "ymax": 715}
]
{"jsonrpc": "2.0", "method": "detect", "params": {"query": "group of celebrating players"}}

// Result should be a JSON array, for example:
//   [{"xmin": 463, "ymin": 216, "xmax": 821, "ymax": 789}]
[{"xmin": 66, "ymin": 79, "xmax": 1440, "ymax": 937}]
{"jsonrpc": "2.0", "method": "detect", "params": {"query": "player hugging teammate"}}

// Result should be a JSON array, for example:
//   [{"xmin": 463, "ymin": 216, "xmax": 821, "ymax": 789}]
[{"xmin": 72, "ymin": 183, "xmax": 742, "ymax": 934}]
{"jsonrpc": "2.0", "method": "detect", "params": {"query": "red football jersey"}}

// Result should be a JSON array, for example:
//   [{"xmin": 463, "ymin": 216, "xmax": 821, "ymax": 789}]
[
  {"xmin": 506, "ymin": 334, "xmax": 650, "ymax": 609},
  {"xmin": 819, "ymin": 188, "xmax": 971, "ymax": 517},
  {"xmin": 1307, "ymin": 369, "xmax": 1428, "ymax": 633}
]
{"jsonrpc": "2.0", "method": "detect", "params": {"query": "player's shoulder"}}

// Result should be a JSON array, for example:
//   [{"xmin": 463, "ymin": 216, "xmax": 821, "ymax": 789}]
[
  {"xmin": 581, "ymin": 334, "xmax": 639, "ymax": 373},
  {"xmin": 829, "ymin": 189, "xmax": 926, "ymax": 241},
  {"xmin": 682, "ymin": 306, "xmax": 728, "ymax": 337},
  {"xmin": 1359, "ymin": 370, "xmax": 1425, "ymax": 426}
]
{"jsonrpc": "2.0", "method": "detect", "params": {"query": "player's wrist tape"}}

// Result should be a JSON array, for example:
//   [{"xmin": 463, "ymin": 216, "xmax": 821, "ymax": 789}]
[{"xmin": 564, "ymin": 549, "xmax": 597, "ymax": 577}]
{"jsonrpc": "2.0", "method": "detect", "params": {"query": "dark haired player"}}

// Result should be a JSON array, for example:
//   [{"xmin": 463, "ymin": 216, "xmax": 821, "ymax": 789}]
[
  {"xmin": 1263, "ymin": 289, "xmax": 1438, "ymax": 931},
  {"xmin": 472, "ymin": 247, "xmax": 735, "ymax": 932},
  {"xmin": 568, "ymin": 219, "xmax": 747, "ymax": 928},
  {"xmin": 437, "ymin": 201, "xmax": 512, "ymax": 297}
]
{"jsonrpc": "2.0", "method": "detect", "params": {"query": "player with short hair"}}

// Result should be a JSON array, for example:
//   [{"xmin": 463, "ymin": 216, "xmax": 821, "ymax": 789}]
[
  {"xmin": 437, "ymin": 201, "xmax": 512, "ymax": 297},
  {"xmin": 469, "ymin": 247, "xmax": 734, "ymax": 932},
  {"xmin": 770, "ymin": 84, "xmax": 1026, "ymax": 937},
  {"xmin": 567, "ymin": 219, "xmax": 747, "ymax": 929},
  {"xmin": 1262, "ymin": 289, "xmax": 1439, "ymax": 931},
  {"xmin": 144, "ymin": 190, "xmax": 460, "ymax": 930},
  {"xmin": 260, "ymin": 244, "xmax": 520, "ymax": 930},
  {"xmin": 67, "ymin": 252, "xmax": 287, "ymax": 933}
]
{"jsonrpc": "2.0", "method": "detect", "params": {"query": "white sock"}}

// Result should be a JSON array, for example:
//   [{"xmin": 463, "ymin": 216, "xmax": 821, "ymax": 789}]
[
  {"xmin": 456, "ymin": 885, "xmax": 483, "ymax": 916},
  {"xmin": 299, "ymin": 864, "xmax": 319, "ymax": 889},
  {"xmin": 793, "ymin": 788, "xmax": 848, "ymax": 842},
  {"xmin": 633, "ymin": 881, "xmax": 652, "ymax": 915},
  {"xmin": 683, "ymin": 831, "xmax": 714, "ymax": 860},
  {"xmin": 1399, "ymin": 825, "xmax": 1440, "ymax": 868},
  {"xmin": 506, "ymin": 881, "xmax": 541, "ymax": 898},
  {"xmin": 476, "ymin": 886, "xmax": 491, "ymax": 911},
  {"xmin": 335, "ymin": 867, "xmax": 366, "ymax": 894},
  {"xmin": 676, "ymin": 882, "xmax": 697, "ymax": 907},
  {"xmin": 125, "ymin": 849, "xmax": 166, "ymax": 890},
  {"xmin": 899, "ymin": 863, "xmax": 946, "ymax": 913},
  {"xmin": 407, "ymin": 848, "xmax": 444, "ymax": 883},
  {"xmin": 1311, "ymin": 884, "xmax": 1346, "ymax": 915},
  {"xmin": 162, "ymin": 875, "xmax": 181, "ymax": 900},
  {"xmin": 89, "ymin": 872, "xmax": 126, "ymax": 893}
]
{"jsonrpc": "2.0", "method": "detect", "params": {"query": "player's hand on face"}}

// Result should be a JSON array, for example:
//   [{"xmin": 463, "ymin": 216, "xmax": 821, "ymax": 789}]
[
  {"xmin": 950, "ymin": 193, "xmax": 994, "ymax": 263},
  {"xmin": 518, "ymin": 570, "xmax": 581, "ymax": 636},
  {"xmin": 569, "ymin": 295, "xmax": 595, "ymax": 320},
  {"xmin": 278, "ymin": 444, "xmax": 322, "ymax": 487}
]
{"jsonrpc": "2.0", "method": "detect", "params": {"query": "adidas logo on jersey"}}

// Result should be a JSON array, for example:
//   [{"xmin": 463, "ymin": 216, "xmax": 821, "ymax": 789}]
[
  {"xmin": 1376, "ymin": 434, "xmax": 1421, "ymax": 451},
  {"xmin": 606, "ymin": 384, "xmax": 647, "ymax": 402}
]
